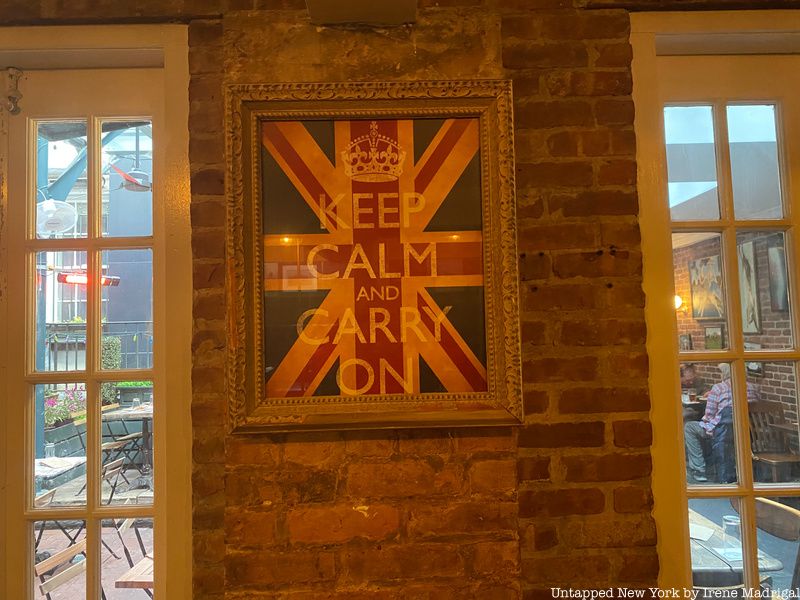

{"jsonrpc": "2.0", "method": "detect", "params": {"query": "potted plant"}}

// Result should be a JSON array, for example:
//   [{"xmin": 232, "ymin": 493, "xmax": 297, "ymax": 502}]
[{"xmin": 43, "ymin": 387, "xmax": 87, "ymax": 457}]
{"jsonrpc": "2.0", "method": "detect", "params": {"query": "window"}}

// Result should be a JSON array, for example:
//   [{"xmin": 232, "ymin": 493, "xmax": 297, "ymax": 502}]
[
  {"xmin": 634, "ymin": 16, "xmax": 800, "ymax": 592},
  {"xmin": 1, "ymin": 26, "xmax": 191, "ymax": 600}
]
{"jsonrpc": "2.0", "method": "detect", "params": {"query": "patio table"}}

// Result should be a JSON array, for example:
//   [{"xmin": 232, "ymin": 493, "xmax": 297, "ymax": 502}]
[{"xmin": 103, "ymin": 406, "xmax": 153, "ymax": 487}]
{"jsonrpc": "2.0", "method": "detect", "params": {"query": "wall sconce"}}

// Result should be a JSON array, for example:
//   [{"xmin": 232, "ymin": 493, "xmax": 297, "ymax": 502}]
[{"xmin": 674, "ymin": 294, "xmax": 688, "ymax": 314}]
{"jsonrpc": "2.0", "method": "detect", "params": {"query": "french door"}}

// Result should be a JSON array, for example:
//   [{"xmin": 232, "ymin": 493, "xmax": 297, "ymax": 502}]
[
  {"xmin": 4, "ymin": 68, "xmax": 163, "ymax": 599},
  {"xmin": 638, "ymin": 51, "xmax": 800, "ymax": 590}
]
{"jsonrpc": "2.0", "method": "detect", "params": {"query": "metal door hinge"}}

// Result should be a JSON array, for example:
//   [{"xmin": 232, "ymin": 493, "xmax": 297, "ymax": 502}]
[{"xmin": 4, "ymin": 67, "xmax": 22, "ymax": 115}]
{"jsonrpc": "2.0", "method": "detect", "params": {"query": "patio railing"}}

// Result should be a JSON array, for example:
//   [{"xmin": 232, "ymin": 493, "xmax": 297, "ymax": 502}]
[{"xmin": 44, "ymin": 321, "xmax": 153, "ymax": 371}]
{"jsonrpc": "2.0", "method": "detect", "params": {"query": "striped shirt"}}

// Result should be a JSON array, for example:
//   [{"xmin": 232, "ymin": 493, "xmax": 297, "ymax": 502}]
[{"xmin": 700, "ymin": 379, "xmax": 759, "ymax": 434}]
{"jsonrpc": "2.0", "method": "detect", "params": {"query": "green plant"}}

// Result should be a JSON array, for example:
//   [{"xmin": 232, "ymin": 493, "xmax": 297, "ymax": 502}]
[
  {"xmin": 116, "ymin": 381, "xmax": 153, "ymax": 388},
  {"xmin": 44, "ymin": 388, "xmax": 86, "ymax": 428},
  {"xmin": 100, "ymin": 336, "xmax": 122, "ymax": 405}
]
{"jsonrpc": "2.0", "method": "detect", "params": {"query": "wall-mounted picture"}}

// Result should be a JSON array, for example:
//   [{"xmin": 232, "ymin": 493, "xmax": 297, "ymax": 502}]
[
  {"xmin": 704, "ymin": 325, "xmax": 723, "ymax": 350},
  {"xmin": 689, "ymin": 254, "xmax": 725, "ymax": 319},
  {"xmin": 678, "ymin": 334, "xmax": 693, "ymax": 351},
  {"xmin": 738, "ymin": 240, "xmax": 760, "ymax": 333},
  {"xmin": 768, "ymin": 245, "xmax": 789, "ymax": 312},
  {"xmin": 225, "ymin": 80, "xmax": 523, "ymax": 431}
]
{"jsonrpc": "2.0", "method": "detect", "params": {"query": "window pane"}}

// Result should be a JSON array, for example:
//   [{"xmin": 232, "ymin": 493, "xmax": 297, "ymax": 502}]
[
  {"xmin": 34, "ymin": 383, "xmax": 87, "ymax": 507},
  {"xmin": 35, "ymin": 121, "xmax": 87, "ymax": 240},
  {"xmin": 36, "ymin": 251, "xmax": 88, "ymax": 372},
  {"xmin": 748, "ymin": 362, "xmax": 800, "ymax": 485},
  {"xmin": 33, "ymin": 519, "xmax": 87, "ymax": 599},
  {"xmin": 727, "ymin": 105, "xmax": 784, "ymax": 220},
  {"xmin": 101, "ymin": 249, "xmax": 153, "ymax": 370},
  {"xmin": 101, "ymin": 121, "xmax": 152, "ymax": 238},
  {"xmin": 756, "ymin": 497, "xmax": 800, "ymax": 594},
  {"xmin": 683, "ymin": 362, "xmax": 743, "ymax": 485},
  {"xmin": 737, "ymin": 232, "xmax": 793, "ymax": 350},
  {"xmin": 101, "ymin": 517, "xmax": 153, "ymax": 598},
  {"xmin": 664, "ymin": 106, "xmax": 721, "ymax": 221},
  {"xmin": 673, "ymin": 232, "xmax": 729, "ymax": 351},
  {"xmin": 689, "ymin": 497, "xmax": 745, "ymax": 588},
  {"xmin": 99, "ymin": 381, "xmax": 154, "ymax": 508}
]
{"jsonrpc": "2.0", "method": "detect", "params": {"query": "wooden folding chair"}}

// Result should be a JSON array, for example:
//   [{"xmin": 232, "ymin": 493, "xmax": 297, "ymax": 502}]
[{"xmin": 35, "ymin": 539, "xmax": 88, "ymax": 600}]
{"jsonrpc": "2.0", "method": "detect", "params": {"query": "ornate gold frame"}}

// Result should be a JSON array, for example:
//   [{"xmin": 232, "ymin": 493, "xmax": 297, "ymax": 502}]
[{"xmin": 225, "ymin": 80, "xmax": 522, "ymax": 432}]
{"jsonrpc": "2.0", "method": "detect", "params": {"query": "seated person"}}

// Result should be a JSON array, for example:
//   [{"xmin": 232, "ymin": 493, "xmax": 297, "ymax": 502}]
[
  {"xmin": 684, "ymin": 363, "xmax": 759, "ymax": 483},
  {"xmin": 680, "ymin": 363, "xmax": 697, "ymax": 390}
]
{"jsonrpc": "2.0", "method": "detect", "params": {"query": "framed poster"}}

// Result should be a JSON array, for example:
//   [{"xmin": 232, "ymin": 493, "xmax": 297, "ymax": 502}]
[
  {"xmin": 768, "ymin": 245, "xmax": 789, "ymax": 312},
  {"xmin": 737, "ymin": 240, "xmax": 760, "ymax": 333},
  {"xmin": 689, "ymin": 254, "xmax": 725, "ymax": 320},
  {"xmin": 226, "ymin": 81, "xmax": 522, "ymax": 431}
]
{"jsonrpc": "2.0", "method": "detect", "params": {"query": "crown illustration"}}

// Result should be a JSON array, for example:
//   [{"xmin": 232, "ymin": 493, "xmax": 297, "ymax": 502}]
[{"xmin": 341, "ymin": 121, "xmax": 406, "ymax": 182}]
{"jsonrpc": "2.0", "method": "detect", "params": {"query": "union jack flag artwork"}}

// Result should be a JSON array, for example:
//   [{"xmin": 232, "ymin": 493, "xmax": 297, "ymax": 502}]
[{"xmin": 261, "ymin": 117, "xmax": 488, "ymax": 398}]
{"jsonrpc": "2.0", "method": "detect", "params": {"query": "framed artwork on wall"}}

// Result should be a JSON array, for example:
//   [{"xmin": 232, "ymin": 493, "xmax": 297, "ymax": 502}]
[
  {"xmin": 738, "ymin": 240, "xmax": 760, "ymax": 333},
  {"xmin": 678, "ymin": 333, "xmax": 693, "ymax": 351},
  {"xmin": 689, "ymin": 254, "xmax": 725, "ymax": 320},
  {"xmin": 225, "ymin": 80, "xmax": 522, "ymax": 431},
  {"xmin": 768, "ymin": 245, "xmax": 789, "ymax": 312},
  {"xmin": 705, "ymin": 325, "xmax": 724, "ymax": 350}
]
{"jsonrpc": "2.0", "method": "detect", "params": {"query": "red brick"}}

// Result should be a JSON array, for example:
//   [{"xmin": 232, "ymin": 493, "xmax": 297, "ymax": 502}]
[
  {"xmin": 398, "ymin": 429, "xmax": 455, "ymax": 455},
  {"xmin": 191, "ymin": 201, "xmax": 225, "ymax": 227},
  {"xmin": 606, "ymin": 351, "xmax": 649, "ymax": 378},
  {"xmin": 594, "ymin": 42, "xmax": 633, "ymax": 67},
  {"xmin": 518, "ymin": 456, "xmax": 550, "ymax": 482},
  {"xmin": 563, "ymin": 453, "xmax": 652, "ymax": 482},
  {"xmin": 194, "ymin": 292, "xmax": 226, "ymax": 320},
  {"xmin": 523, "ymin": 389, "xmax": 549, "ymax": 414},
  {"xmin": 597, "ymin": 159, "xmax": 637, "ymax": 185},
  {"xmin": 559, "ymin": 387, "xmax": 650, "ymax": 414},
  {"xmin": 546, "ymin": 131, "xmax": 579, "ymax": 157},
  {"xmin": 193, "ymin": 262, "xmax": 224, "ymax": 289},
  {"xmin": 522, "ymin": 357, "xmax": 599, "ymax": 383},
  {"xmin": 552, "ymin": 249, "xmax": 641, "ymax": 279},
  {"xmin": 534, "ymin": 524, "xmax": 559, "ymax": 550},
  {"xmin": 503, "ymin": 42, "xmax": 589, "ymax": 69},
  {"xmin": 614, "ymin": 486, "xmax": 653, "ymax": 513},
  {"xmin": 600, "ymin": 222, "xmax": 641, "ymax": 247},
  {"xmin": 284, "ymin": 432, "xmax": 345, "ymax": 466},
  {"xmin": 562, "ymin": 516, "xmax": 657, "ymax": 548},
  {"xmin": 517, "ymin": 161, "xmax": 594, "ymax": 188},
  {"xmin": 517, "ymin": 197, "xmax": 545, "ymax": 219},
  {"xmin": 615, "ymin": 551, "xmax": 660, "ymax": 582},
  {"xmin": 613, "ymin": 420, "xmax": 653, "ymax": 448},
  {"xmin": 408, "ymin": 502, "xmax": 517, "ymax": 538},
  {"xmin": 516, "ymin": 100, "xmax": 594, "ymax": 128},
  {"xmin": 545, "ymin": 70, "xmax": 632, "ymax": 97},
  {"xmin": 225, "ymin": 437, "xmax": 280, "ymax": 466},
  {"xmin": 610, "ymin": 128, "xmax": 637, "ymax": 155},
  {"xmin": 518, "ymin": 223, "xmax": 597, "ymax": 251},
  {"xmin": 469, "ymin": 459, "xmax": 517, "ymax": 495},
  {"xmin": 225, "ymin": 550, "xmax": 335, "ymax": 586},
  {"xmin": 524, "ymin": 283, "xmax": 602, "ymax": 311},
  {"xmin": 549, "ymin": 190, "xmax": 638, "ymax": 217},
  {"xmin": 595, "ymin": 98, "xmax": 635, "ymax": 125},
  {"xmin": 519, "ymin": 422, "xmax": 604, "ymax": 448},
  {"xmin": 191, "ymin": 168, "xmax": 224, "ymax": 196},
  {"xmin": 343, "ymin": 432, "xmax": 397, "ymax": 457},
  {"xmin": 193, "ymin": 229, "xmax": 225, "ymax": 260},
  {"xmin": 559, "ymin": 319, "xmax": 646, "ymax": 346},
  {"xmin": 522, "ymin": 554, "xmax": 610, "ymax": 584},
  {"xmin": 521, "ymin": 320, "xmax": 548, "ymax": 346},
  {"xmin": 456, "ymin": 429, "xmax": 516, "ymax": 454},
  {"xmin": 347, "ymin": 460, "xmax": 462, "ymax": 498},
  {"xmin": 287, "ymin": 504, "xmax": 400, "ymax": 544},
  {"xmin": 519, "ymin": 251, "xmax": 551, "ymax": 281},
  {"xmin": 192, "ymin": 366, "xmax": 225, "ymax": 393},
  {"xmin": 342, "ymin": 544, "xmax": 464, "ymax": 581},
  {"xmin": 225, "ymin": 509, "xmax": 278, "ymax": 547},
  {"xmin": 472, "ymin": 541, "xmax": 520, "ymax": 577}
]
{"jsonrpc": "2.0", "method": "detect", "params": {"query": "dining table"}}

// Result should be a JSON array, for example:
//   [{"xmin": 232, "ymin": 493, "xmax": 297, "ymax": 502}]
[
  {"xmin": 102, "ymin": 405, "xmax": 154, "ymax": 487},
  {"xmin": 690, "ymin": 509, "xmax": 783, "ymax": 587}
]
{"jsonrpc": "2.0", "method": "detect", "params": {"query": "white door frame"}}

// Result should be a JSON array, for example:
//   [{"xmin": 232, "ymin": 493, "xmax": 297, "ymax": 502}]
[
  {"xmin": 632, "ymin": 10, "xmax": 800, "ymax": 589},
  {"xmin": 0, "ymin": 25, "xmax": 192, "ymax": 599}
]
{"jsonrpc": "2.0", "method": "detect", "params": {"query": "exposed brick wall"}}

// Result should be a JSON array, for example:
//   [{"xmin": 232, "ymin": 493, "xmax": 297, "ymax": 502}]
[{"xmin": 0, "ymin": 0, "xmax": 690, "ymax": 597}]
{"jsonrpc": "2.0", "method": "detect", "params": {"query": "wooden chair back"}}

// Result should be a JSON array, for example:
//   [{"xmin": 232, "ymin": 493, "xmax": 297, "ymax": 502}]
[
  {"xmin": 749, "ymin": 400, "xmax": 791, "ymax": 453},
  {"xmin": 35, "ymin": 538, "xmax": 87, "ymax": 597}
]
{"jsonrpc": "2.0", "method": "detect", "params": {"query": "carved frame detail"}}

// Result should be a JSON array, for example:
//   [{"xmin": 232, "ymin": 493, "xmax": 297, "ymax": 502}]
[{"xmin": 225, "ymin": 80, "xmax": 522, "ymax": 432}]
